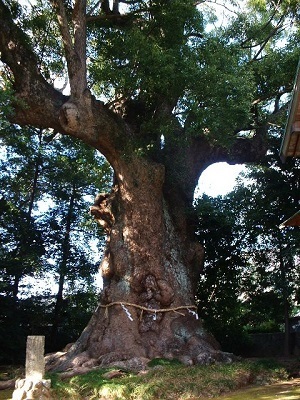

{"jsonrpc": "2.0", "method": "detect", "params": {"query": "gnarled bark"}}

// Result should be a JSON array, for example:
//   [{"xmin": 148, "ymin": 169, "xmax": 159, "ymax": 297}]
[{"xmin": 47, "ymin": 156, "xmax": 231, "ymax": 372}]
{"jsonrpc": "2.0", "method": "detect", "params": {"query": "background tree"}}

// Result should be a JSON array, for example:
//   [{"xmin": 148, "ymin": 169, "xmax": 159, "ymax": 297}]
[
  {"xmin": 0, "ymin": 126, "xmax": 110, "ymax": 362},
  {"xmin": 196, "ymin": 129, "xmax": 300, "ymax": 355},
  {"xmin": 0, "ymin": 126, "xmax": 45, "ymax": 362},
  {"xmin": 0, "ymin": 126, "xmax": 45, "ymax": 301},
  {"xmin": 195, "ymin": 194, "xmax": 247, "ymax": 354},
  {"xmin": 39, "ymin": 135, "xmax": 112, "ymax": 350},
  {"xmin": 0, "ymin": 0, "xmax": 299, "ymax": 370}
]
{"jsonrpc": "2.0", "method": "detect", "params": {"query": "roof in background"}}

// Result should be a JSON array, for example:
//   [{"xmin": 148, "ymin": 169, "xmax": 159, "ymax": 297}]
[
  {"xmin": 279, "ymin": 59, "xmax": 300, "ymax": 161},
  {"xmin": 279, "ymin": 211, "xmax": 300, "ymax": 229}
]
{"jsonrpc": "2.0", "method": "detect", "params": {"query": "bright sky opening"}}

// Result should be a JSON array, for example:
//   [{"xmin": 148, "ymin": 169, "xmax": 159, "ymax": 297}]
[{"xmin": 195, "ymin": 162, "xmax": 245, "ymax": 198}]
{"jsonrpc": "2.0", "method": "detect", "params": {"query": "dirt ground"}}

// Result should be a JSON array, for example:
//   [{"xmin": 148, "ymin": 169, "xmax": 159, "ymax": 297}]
[
  {"xmin": 211, "ymin": 357, "xmax": 300, "ymax": 400},
  {"xmin": 215, "ymin": 377, "xmax": 300, "ymax": 400}
]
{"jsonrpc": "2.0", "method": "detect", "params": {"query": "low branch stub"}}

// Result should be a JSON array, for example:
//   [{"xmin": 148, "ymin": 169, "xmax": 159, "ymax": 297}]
[{"xmin": 59, "ymin": 101, "xmax": 80, "ymax": 133}]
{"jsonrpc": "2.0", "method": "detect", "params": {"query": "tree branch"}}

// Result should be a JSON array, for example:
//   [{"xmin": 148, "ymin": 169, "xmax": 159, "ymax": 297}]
[
  {"xmin": 50, "ymin": 0, "xmax": 74, "ymax": 63},
  {"xmin": 0, "ymin": 0, "xmax": 66, "ymax": 130},
  {"xmin": 0, "ymin": 0, "xmax": 125, "ymax": 163},
  {"xmin": 50, "ymin": 0, "xmax": 87, "ymax": 97},
  {"xmin": 241, "ymin": 15, "xmax": 286, "ymax": 62},
  {"xmin": 73, "ymin": 0, "xmax": 87, "ymax": 95},
  {"xmin": 252, "ymin": 22, "xmax": 285, "ymax": 62},
  {"xmin": 171, "ymin": 123, "xmax": 269, "ymax": 205}
]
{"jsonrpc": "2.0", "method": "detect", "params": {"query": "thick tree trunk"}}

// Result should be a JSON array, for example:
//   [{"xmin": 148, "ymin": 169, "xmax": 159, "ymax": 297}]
[{"xmin": 47, "ymin": 156, "xmax": 232, "ymax": 372}]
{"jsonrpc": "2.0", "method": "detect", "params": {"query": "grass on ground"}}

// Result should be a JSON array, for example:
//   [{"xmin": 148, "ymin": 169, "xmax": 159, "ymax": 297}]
[{"xmin": 47, "ymin": 358, "xmax": 289, "ymax": 400}]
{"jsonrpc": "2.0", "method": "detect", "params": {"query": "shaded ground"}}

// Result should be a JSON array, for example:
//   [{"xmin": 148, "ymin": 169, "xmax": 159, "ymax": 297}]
[
  {"xmin": 0, "ymin": 357, "xmax": 299, "ymax": 399},
  {"xmin": 2, "ymin": 378, "xmax": 299, "ymax": 400},
  {"xmin": 202, "ymin": 356, "xmax": 300, "ymax": 400},
  {"xmin": 0, "ymin": 390, "xmax": 12, "ymax": 400},
  {"xmin": 213, "ymin": 378, "xmax": 300, "ymax": 400}
]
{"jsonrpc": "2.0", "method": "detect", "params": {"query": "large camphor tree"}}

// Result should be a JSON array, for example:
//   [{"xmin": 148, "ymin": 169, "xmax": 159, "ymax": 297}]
[{"xmin": 0, "ymin": 0, "xmax": 299, "ymax": 371}]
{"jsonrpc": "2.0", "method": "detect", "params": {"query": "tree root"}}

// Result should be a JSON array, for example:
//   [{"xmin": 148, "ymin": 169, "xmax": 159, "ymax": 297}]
[{"xmin": 0, "ymin": 378, "xmax": 15, "ymax": 390}]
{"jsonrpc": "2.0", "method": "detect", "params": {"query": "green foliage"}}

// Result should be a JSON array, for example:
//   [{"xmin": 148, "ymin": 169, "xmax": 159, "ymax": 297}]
[
  {"xmin": 184, "ymin": 40, "xmax": 255, "ymax": 146},
  {"xmin": 0, "ymin": 85, "xmax": 15, "ymax": 129},
  {"xmin": 195, "ymin": 194, "xmax": 247, "ymax": 353},
  {"xmin": 2, "ymin": 0, "xmax": 299, "ymax": 155},
  {"xmin": 195, "ymin": 130, "xmax": 300, "ymax": 351},
  {"xmin": 45, "ymin": 290, "xmax": 99, "ymax": 352},
  {"xmin": 21, "ymin": 0, "xmax": 65, "ymax": 80},
  {"xmin": 0, "ymin": 126, "xmax": 112, "ymax": 361},
  {"xmin": 89, "ymin": 0, "xmax": 202, "ymax": 101},
  {"xmin": 147, "ymin": 358, "xmax": 182, "ymax": 368}
]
